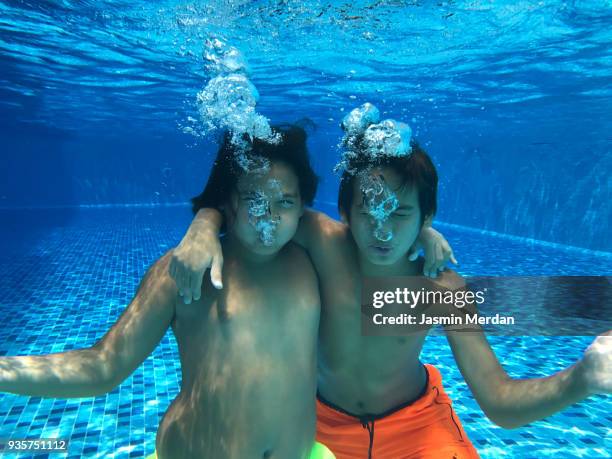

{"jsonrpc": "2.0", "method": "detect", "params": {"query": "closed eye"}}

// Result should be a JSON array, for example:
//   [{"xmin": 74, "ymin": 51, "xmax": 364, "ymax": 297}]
[{"xmin": 279, "ymin": 199, "xmax": 295, "ymax": 208}]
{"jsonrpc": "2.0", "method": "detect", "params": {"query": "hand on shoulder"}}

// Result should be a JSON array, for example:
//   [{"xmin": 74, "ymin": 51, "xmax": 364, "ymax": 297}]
[{"xmin": 428, "ymin": 267, "xmax": 466, "ymax": 292}]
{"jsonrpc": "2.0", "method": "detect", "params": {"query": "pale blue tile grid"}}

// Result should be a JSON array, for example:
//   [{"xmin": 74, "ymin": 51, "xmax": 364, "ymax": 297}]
[{"xmin": 0, "ymin": 206, "xmax": 610, "ymax": 458}]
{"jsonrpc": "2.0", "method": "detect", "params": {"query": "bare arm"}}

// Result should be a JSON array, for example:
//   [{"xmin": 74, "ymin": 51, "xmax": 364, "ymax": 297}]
[
  {"xmin": 411, "ymin": 226, "xmax": 458, "ymax": 278},
  {"xmin": 0, "ymin": 252, "xmax": 177, "ymax": 398},
  {"xmin": 440, "ymin": 272, "xmax": 608, "ymax": 428},
  {"xmin": 170, "ymin": 208, "xmax": 225, "ymax": 302},
  {"xmin": 446, "ymin": 330, "xmax": 591, "ymax": 429},
  {"xmin": 170, "ymin": 207, "xmax": 458, "ymax": 301},
  {"xmin": 169, "ymin": 207, "xmax": 338, "ymax": 302},
  {"xmin": 0, "ymin": 348, "xmax": 113, "ymax": 398}
]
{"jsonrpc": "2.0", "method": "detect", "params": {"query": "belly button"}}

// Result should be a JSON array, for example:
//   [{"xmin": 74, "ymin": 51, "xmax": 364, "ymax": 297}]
[{"xmin": 263, "ymin": 450, "xmax": 272, "ymax": 459}]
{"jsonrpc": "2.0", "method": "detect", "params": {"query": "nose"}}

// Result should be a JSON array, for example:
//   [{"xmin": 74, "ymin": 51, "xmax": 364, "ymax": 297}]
[
  {"xmin": 372, "ymin": 219, "xmax": 393, "ymax": 242},
  {"xmin": 268, "ymin": 203, "xmax": 282, "ymax": 222},
  {"xmin": 374, "ymin": 227, "xmax": 393, "ymax": 242}
]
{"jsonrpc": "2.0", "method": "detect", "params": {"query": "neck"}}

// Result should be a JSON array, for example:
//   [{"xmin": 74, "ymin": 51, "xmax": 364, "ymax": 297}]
[
  {"xmin": 358, "ymin": 251, "xmax": 421, "ymax": 277},
  {"xmin": 223, "ymin": 233, "xmax": 277, "ymax": 264}
]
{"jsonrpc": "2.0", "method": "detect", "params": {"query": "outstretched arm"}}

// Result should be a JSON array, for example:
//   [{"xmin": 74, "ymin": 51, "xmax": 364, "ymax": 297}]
[
  {"xmin": 446, "ymin": 330, "xmax": 597, "ymax": 429},
  {"xmin": 0, "ymin": 252, "xmax": 176, "ymax": 398},
  {"xmin": 440, "ymin": 273, "xmax": 610, "ymax": 428}
]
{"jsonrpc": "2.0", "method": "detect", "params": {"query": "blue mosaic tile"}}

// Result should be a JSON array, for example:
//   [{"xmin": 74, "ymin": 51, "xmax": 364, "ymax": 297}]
[{"xmin": 0, "ymin": 206, "xmax": 610, "ymax": 458}]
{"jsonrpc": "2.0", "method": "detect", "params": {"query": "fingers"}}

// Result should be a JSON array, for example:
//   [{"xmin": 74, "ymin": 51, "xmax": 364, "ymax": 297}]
[
  {"xmin": 176, "ymin": 268, "xmax": 191, "ymax": 304},
  {"xmin": 181, "ymin": 269, "xmax": 193, "ymax": 304},
  {"xmin": 423, "ymin": 254, "xmax": 436, "ymax": 278},
  {"xmin": 192, "ymin": 272, "xmax": 204, "ymax": 301},
  {"xmin": 188, "ymin": 253, "xmax": 223, "ymax": 300},
  {"xmin": 423, "ymin": 241, "xmax": 456, "ymax": 278},
  {"xmin": 175, "ymin": 262, "xmax": 193, "ymax": 304},
  {"xmin": 169, "ymin": 251, "xmax": 186, "ymax": 297},
  {"xmin": 210, "ymin": 254, "xmax": 224, "ymax": 290},
  {"xmin": 408, "ymin": 238, "xmax": 423, "ymax": 262},
  {"xmin": 424, "ymin": 244, "xmax": 442, "ymax": 278},
  {"xmin": 441, "ymin": 239, "xmax": 458, "ymax": 266},
  {"xmin": 434, "ymin": 243, "xmax": 446, "ymax": 278},
  {"xmin": 435, "ymin": 243, "xmax": 443, "ymax": 266},
  {"xmin": 169, "ymin": 244, "xmax": 224, "ymax": 303}
]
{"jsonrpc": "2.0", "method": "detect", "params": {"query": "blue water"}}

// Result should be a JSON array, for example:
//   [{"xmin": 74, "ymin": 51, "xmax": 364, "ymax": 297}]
[
  {"xmin": 1, "ymin": 0, "xmax": 611, "ymax": 250},
  {"xmin": 0, "ymin": 206, "xmax": 610, "ymax": 458},
  {"xmin": 1, "ymin": 0, "xmax": 611, "ymax": 458}
]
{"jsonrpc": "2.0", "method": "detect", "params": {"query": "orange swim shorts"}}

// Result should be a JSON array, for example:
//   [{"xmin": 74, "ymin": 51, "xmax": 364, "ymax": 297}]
[{"xmin": 316, "ymin": 364, "xmax": 480, "ymax": 459}]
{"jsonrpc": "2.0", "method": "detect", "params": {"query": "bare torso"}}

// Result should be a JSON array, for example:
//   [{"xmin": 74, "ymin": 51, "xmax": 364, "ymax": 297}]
[
  {"xmin": 157, "ymin": 242, "xmax": 320, "ymax": 459},
  {"xmin": 314, "ymin": 225, "xmax": 432, "ymax": 415}
]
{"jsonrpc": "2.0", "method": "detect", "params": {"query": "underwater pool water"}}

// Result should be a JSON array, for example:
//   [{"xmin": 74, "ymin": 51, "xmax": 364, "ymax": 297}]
[
  {"xmin": 1, "ymin": 0, "xmax": 611, "ymax": 457},
  {"xmin": 0, "ymin": 206, "xmax": 610, "ymax": 458},
  {"xmin": 1, "ymin": 0, "xmax": 611, "ymax": 250}
]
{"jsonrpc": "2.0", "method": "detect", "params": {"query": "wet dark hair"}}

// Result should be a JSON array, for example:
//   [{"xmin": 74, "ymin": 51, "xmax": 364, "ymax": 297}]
[
  {"xmin": 337, "ymin": 140, "xmax": 438, "ymax": 227},
  {"xmin": 191, "ymin": 124, "xmax": 319, "ymax": 230}
]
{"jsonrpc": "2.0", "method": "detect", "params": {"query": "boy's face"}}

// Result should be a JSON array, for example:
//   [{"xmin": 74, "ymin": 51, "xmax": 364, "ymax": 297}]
[
  {"xmin": 230, "ymin": 161, "xmax": 303, "ymax": 256},
  {"xmin": 349, "ymin": 166, "xmax": 423, "ymax": 266}
]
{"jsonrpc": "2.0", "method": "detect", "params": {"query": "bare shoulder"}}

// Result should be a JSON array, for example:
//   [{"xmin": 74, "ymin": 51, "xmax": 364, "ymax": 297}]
[
  {"xmin": 152, "ymin": 250, "xmax": 173, "ymax": 271},
  {"xmin": 296, "ymin": 209, "xmax": 352, "ymax": 262},
  {"xmin": 281, "ymin": 240, "xmax": 310, "ymax": 260},
  {"xmin": 134, "ymin": 250, "xmax": 178, "ymax": 300},
  {"xmin": 309, "ymin": 210, "xmax": 352, "ymax": 250},
  {"xmin": 312, "ymin": 210, "xmax": 347, "ymax": 237},
  {"xmin": 430, "ymin": 268, "xmax": 467, "ymax": 291},
  {"xmin": 278, "ymin": 241, "xmax": 316, "ymax": 272}
]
